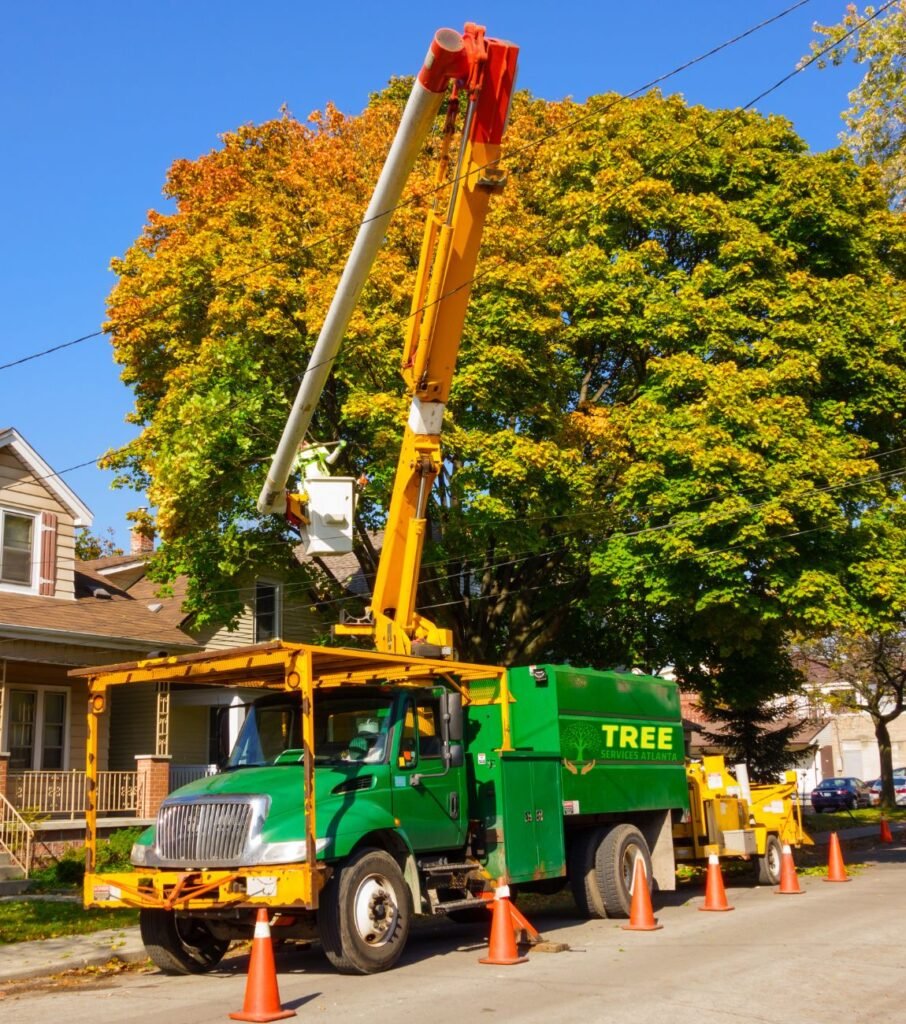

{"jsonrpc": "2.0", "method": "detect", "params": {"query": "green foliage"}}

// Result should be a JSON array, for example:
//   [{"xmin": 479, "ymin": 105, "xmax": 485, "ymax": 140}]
[
  {"xmin": 75, "ymin": 527, "xmax": 124, "ymax": 561},
  {"xmin": 30, "ymin": 829, "xmax": 143, "ymax": 890},
  {"xmin": 102, "ymin": 85, "xmax": 906, "ymax": 702},
  {"xmin": 808, "ymin": 3, "xmax": 906, "ymax": 209}
]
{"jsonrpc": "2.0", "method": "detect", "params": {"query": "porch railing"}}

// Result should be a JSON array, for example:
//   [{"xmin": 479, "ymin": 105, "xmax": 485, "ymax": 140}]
[
  {"xmin": 0, "ymin": 792, "xmax": 34, "ymax": 876},
  {"xmin": 170, "ymin": 764, "xmax": 219, "ymax": 790},
  {"xmin": 8, "ymin": 770, "xmax": 141, "ymax": 820}
]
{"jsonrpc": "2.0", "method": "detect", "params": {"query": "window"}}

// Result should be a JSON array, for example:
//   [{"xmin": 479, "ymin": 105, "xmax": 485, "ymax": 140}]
[
  {"xmin": 6, "ymin": 688, "xmax": 68, "ymax": 770},
  {"xmin": 254, "ymin": 581, "xmax": 280, "ymax": 642},
  {"xmin": 400, "ymin": 698, "xmax": 443, "ymax": 765},
  {"xmin": 0, "ymin": 510, "xmax": 34, "ymax": 586}
]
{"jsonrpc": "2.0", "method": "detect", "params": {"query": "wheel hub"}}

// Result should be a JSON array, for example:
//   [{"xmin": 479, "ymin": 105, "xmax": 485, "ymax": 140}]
[{"xmin": 353, "ymin": 874, "xmax": 399, "ymax": 947}]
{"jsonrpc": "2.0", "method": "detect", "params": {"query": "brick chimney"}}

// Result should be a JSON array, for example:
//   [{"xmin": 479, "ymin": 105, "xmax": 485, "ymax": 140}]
[{"xmin": 130, "ymin": 508, "xmax": 155, "ymax": 556}]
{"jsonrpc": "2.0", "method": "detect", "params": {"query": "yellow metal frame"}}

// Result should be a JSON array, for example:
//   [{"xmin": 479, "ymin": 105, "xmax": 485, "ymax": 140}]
[
  {"xmin": 73, "ymin": 641, "xmax": 508, "ymax": 911},
  {"xmin": 336, "ymin": 91, "xmax": 508, "ymax": 657},
  {"xmin": 673, "ymin": 756, "xmax": 811, "ymax": 865}
]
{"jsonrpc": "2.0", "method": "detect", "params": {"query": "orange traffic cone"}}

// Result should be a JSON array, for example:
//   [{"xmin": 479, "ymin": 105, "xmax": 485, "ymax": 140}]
[
  {"xmin": 880, "ymin": 816, "xmax": 894, "ymax": 844},
  {"xmin": 699, "ymin": 853, "xmax": 734, "ymax": 912},
  {"xmin": 229, "ymin": 909, "xmax": 296, "ymax": 1022},
  {"xmin": 776, "ymin": 844, "xmax": 804, "ymax": 895},
  {"xmin": 824, "ymin": 831, "xmax": 851, "ymax": 883},
  {"xmin": 622, "ymin": 858, "xmax": 662, "ymax": 931},
  {"xmin": 479, "ymin": 883, "xmax": 528, "ymax": 965}
]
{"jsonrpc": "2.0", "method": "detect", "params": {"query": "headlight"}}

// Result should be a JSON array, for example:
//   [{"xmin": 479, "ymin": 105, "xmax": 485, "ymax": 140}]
[
  {"xmin": 256, "ymin": 838, "xmax": 330, "ymax": 865},
  {"xmin": 131, "ymin": 842, "xmax": 151, "ymax": 866}
]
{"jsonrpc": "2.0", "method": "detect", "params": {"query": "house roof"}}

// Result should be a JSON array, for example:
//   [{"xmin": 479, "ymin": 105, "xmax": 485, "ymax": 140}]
[
  {"xmin": 0, "ymin": 427, "xmax": 93, "ymax": 526},
  {"xmin": 126, "ymin": 573, "xmax": 191, "ymax": 627},
  {"xmin": 0, "ymin": 572, "xmax": 199, "ymax": 652}
]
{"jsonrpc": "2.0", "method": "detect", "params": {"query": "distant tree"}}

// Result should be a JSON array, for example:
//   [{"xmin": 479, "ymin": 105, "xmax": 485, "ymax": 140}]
[
  {"xmin": 75, "ymin": 527, "xmax": 124, "ymax": 561},
  {"xmin": 692, "ymin": 640, "xmax": 807, "ymax": 781},
  {"xmin": 808, "ymin": 2, "xmax": 906, "ymax": 208},
  {"xmin": 798, "ymin": 629, "xmax": 906, "ymax": 807}
]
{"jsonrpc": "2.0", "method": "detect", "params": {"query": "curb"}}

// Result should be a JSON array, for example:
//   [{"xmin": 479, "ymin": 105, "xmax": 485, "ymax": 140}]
[{"xmin": 0, "ymin": 926, "xmax": 146, "ymax": 983}]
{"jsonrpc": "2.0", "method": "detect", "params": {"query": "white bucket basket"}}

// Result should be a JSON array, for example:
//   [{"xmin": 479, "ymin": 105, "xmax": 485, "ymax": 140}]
[{"xmin": 300, "ymin": 477, "xmax": 355, "ymax": 555}]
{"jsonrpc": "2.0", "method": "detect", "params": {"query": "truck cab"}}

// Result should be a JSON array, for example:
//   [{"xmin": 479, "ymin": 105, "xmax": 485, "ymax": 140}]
[{"xmin": 133, "ymin": 685, "xmax": 467, "ymax": 875}]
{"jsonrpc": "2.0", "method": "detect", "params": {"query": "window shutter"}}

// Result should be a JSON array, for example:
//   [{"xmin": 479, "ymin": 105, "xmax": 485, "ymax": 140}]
[{"xmin": 39, "ymin": 511, "xmax": 57, "ymax": 596}]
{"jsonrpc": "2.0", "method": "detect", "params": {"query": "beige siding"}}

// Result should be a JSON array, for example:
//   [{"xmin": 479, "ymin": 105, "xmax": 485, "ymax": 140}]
[
  {"xmin": 194, "ymin": 578, "xmax": 325, "ymax": 649},
  {"xmin": 170, "ymin": 706, "xmax": 210, "ymax": 764},
  {"xmin": 0, "ymin": 449, "xmax": 77, "ymax": 600},
  {"xmin": 108, "ymin": 683, "xmax": 157, "ymax": 771}
]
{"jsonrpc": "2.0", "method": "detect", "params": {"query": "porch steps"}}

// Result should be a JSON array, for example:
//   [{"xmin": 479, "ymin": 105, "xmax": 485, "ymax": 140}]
[{"xmin": 0, "ymin": 851, "xmax": 27, "ymax": 894}]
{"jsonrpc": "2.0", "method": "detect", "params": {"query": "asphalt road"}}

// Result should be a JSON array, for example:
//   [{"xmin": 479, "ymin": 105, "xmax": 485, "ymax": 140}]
[{"xmin": 4, "ymin": 845, "xmax": 905, "ymax": 1024}]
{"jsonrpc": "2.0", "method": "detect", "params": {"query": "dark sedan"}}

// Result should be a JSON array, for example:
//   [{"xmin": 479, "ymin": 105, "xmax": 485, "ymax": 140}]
[{"xmin": 811, "ymin": 777, "xmax": 872, "ymax": 812}]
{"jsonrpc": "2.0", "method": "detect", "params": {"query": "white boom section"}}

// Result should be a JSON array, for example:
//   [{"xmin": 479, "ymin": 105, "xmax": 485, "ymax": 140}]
[{"xmin": 257, "ymin": 31, "xmax": 465, "ymax": 515}]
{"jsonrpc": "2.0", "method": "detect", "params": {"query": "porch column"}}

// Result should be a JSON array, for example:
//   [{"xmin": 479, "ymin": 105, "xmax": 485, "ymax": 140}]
[
  {"xmin": 0, "ymin": 752, "xmax": 8, "ymax": 801},
  {"xmin": 135, "ymin": 754, "xmax": 171, "ymax": 819}
]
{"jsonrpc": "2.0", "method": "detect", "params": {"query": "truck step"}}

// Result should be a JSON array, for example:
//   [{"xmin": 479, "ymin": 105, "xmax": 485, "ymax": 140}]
[
  {"xmin": 419, "ymin": 861, "xmax": 480, "ymax": 875},
  {"xmin": 433, "ymin": 897, "xmax": 490, "ymax": 915}
]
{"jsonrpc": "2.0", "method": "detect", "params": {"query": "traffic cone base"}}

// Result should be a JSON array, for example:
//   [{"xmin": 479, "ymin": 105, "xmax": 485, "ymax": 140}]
[
  {"xmin": 229, "ymin": 909, "xmax": 297, "ymax": 1022},
  {"xmin": 880, "ymin": 816, "xmax": 893, "ymax": 844},
  {"xmin": 479, "ymin": 884, "xmax": 528, "ymax": 965},
  {"xmin": 776, "ymin": 843, "xmax": 804, "ymax": 895},
  {"xmin": 622, "ymin": 858, "xmax": 662, "ymax": 931},
  {"xmin": 699, "ymin": 854, "xmax": 734, "ymax": 912},
  {"xmin": 824, "ymin": 831, "xmax": 851, "ymax": 883}
]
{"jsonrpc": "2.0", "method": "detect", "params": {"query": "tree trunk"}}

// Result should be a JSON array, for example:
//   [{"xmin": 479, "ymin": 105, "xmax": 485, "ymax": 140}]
[{"xmin": 874, "ymin": 717, "xmax": 896, "ymax": 809}]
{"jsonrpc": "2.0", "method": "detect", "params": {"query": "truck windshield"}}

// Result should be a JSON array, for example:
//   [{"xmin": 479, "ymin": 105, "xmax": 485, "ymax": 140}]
[{"xmin": 226, "ymin": 694, "xmax": 394, "ymax": 768}]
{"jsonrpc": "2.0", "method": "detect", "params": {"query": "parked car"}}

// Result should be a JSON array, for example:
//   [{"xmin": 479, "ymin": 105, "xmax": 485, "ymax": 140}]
[
  {"xmin": 867, "ymin": 772, "xmax": 906, "ymax": 806},
  {"xmin": 810, "ymin": 777, "xmax": 873, "ymax": 812}
]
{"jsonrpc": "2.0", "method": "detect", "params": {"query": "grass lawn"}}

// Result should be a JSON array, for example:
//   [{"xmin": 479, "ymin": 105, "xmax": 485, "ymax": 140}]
[
  {"xmin": 803, "ymin": 805, "xmax": 906, "ymax": 832},
  {"xmin": 0, "ymin": 900, "xmax": 138, "ymax": 944}
]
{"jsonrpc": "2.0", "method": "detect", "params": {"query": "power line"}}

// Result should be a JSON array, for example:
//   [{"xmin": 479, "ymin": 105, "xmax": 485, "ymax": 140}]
[{"xmin": 0, "ymin": 0, "xmax": 819, "ymax": 376}]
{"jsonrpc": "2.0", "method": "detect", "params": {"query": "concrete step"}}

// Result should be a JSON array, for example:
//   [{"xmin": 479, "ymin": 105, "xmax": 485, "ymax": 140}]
[
  {"xmin": 0, "ymin": 863, "xmax": 25, "ymax": 881},
  {"xmin": 0, "ymin": 878, "xmax": 29, "ymax": 896}
]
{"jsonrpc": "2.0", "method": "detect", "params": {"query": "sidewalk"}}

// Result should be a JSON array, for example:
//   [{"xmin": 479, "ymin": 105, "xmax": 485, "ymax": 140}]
[{"xmin": 0, "ymin": 918, "xmax": 146, "ymax": 983}]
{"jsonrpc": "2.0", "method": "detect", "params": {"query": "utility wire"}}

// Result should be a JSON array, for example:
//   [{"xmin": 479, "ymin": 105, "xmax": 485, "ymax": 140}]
[{"xmin": 0, "ymin": 0, "xmax": 819, "ymax": 375}]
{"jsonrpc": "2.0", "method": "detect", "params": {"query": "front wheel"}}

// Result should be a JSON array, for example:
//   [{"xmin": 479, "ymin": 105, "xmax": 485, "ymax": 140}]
[
  {"xmin": 318, "ymin": 848, "xmax": 411, "ymax": 974},
  {"xmin": 756, "ymin": 834, "xmax": 783, "ymax": 886},
  {"xmin": 594, "ymin": 824, "xmax": 652, "ymax": 918},
  {"xmin": 139, "ymin": 910, "xmax": 231, "ymax": 974}
]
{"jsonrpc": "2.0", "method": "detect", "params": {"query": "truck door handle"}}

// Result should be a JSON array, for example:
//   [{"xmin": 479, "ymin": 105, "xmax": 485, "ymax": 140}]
[{"xmin": 448, "ymin": 792, "xmax": 459, "ymax": 819}]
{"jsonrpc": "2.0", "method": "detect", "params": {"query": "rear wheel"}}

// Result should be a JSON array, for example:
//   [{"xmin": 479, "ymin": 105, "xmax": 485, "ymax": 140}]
[
  {"xmin": 756, "ymin": 834, "xmax": 783, "ymax": 886},
  {"xmin": 139, "ymin": 910, "xmax": 231, "ymax": 974},
  {"xmin": 318, "ymin": 848, "xmax": 411, "ymax": 974},
  {"xmin": 594, "ymin": 824, "xmax": 652, "ymax": 918},
  {"xmin": 568, "ymin": 827, "xmax": 608, "ymax": 919}
]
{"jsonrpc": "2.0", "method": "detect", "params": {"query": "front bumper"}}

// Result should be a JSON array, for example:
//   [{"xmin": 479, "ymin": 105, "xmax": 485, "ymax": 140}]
[{"xmin": 83, "ymin": 863, "xmax": 329, "ymax": 912}]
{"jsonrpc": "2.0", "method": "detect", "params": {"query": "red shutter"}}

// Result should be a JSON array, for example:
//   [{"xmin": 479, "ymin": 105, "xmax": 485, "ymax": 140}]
[{"xmin": 39, "ymin": 511, "xmax": 57, "ymax": 596}]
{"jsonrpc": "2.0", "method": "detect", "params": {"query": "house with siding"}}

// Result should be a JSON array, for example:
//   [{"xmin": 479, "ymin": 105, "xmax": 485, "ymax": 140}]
[{"xmin": 0, "ymin": 428, "xmax": 328, "ymax": 873}]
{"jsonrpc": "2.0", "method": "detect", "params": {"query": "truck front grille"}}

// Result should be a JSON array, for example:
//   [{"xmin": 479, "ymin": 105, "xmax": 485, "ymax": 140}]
[{"xmin": 154, "ymin": 795, "xmax": 269, "ymax": 867}]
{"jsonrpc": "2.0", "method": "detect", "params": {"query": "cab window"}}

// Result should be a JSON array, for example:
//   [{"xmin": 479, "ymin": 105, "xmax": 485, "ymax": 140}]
[{"xmin": 399, "ymin": 698, "xmax": 443, "ymax": 767}]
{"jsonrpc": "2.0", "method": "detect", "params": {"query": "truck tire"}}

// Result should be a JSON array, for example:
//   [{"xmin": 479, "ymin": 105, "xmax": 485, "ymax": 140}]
[
  {"xmin": 318, "ymin": 847, "xmax": 411, "ymax": 974},
  {"xmin": 594, "ymin": 824, "xmax": 652, "ymax": 918},
  {"xmin": 568, "ymin": 827, "xmax": 608, "ymax": 919},
  {"xmin": 139, "ymin": 909, "xmax": 231, "ymax": 974},
  {"xmin": 756, "ymin": 834, "xmax": 783, "ymax": 886}
]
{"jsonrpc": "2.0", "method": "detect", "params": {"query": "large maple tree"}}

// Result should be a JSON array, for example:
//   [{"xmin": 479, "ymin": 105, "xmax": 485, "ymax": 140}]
[{"xmin": 104, "ymin": 84, "xmax": 906, "ymax": 692}]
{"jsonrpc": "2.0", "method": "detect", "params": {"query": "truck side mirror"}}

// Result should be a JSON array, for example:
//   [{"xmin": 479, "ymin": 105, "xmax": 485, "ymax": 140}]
[
  {"xmin": 441, "ymin": 690, "xmax": 464, "ymax": 769},
  {"xmin": 442, "ymin": 690, "xmax": 463, "ymax": 743}
]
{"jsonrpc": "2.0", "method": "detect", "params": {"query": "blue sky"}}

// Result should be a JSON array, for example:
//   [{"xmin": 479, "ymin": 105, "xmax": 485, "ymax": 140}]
[{"xmin": 0, "ymin": 1, "xmax": 863, "ymax": 549}]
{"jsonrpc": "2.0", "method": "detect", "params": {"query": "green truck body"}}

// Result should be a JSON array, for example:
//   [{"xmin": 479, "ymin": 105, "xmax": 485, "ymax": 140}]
[{"xmin": 78, "ymin": 644, "xmax": 803, "ymax": 975}]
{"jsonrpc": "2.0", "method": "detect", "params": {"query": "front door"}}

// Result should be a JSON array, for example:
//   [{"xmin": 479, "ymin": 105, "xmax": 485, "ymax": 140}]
[{"xmin": 390, "ymin": 695, "xmax": 465, "ymax": 852}]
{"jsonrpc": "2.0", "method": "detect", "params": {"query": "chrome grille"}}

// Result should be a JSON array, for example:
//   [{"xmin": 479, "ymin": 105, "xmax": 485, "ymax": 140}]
[{"xmin": 154, "ymin": 795, "xmax": 268, "ymax": 867}]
